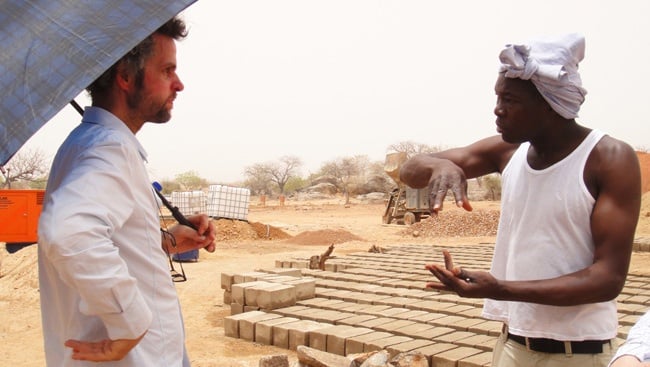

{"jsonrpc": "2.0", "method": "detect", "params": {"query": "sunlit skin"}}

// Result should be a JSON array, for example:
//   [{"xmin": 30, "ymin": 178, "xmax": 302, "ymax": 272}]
[{"xmin": 399, "ymin": 73, "xmax": 641, "ymax": 307}]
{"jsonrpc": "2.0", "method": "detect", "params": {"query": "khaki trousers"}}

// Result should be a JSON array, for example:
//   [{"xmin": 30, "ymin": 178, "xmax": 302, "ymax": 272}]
[{"xmin": 492, "ymin": 330, "xmax": 617, "ymax": 367}]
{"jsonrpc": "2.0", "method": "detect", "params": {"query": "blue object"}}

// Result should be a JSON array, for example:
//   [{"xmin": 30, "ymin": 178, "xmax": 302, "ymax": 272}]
[
  {"xmin": 0, "ymin": 0, "xmax": 197, "ymax": 166},
  {"xmin": 172, "ymin": 249, "xmax": 199, "ymax": 262}
]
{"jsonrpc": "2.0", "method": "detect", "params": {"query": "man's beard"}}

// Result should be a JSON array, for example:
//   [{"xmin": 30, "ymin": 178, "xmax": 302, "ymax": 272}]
[{"xmin": 127, "ymin": 87, "xmax": 172, "ymax": 123}]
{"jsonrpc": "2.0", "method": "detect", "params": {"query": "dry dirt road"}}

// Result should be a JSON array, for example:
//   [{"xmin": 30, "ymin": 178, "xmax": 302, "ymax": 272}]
[{"xmin": 2, "ymin": 197, "xmax": 649, "ymax": 366}]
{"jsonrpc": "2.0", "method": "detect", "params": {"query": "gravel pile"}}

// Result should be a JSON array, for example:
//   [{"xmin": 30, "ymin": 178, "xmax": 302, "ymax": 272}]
[{"xmin": 403, "ymin": 209, "xmax": 501, "ymax": 238}]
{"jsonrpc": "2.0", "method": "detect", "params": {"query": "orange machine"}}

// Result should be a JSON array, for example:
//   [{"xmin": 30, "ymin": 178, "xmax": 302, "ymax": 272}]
[{"xmin": 0, "ymin": 189, "xmax": 45, "ymax": 243}]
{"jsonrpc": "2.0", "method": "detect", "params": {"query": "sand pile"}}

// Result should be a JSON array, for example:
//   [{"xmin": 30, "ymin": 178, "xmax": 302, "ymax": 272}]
[{"xmin": 404, "ymin": 209, "xmax": 501, "ymax": 238}]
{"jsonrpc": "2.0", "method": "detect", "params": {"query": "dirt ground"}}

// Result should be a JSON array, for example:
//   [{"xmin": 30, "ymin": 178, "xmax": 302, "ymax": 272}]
[{"xmin": 2, "ymin": 195, "xmax": 650, "ymax": 366}]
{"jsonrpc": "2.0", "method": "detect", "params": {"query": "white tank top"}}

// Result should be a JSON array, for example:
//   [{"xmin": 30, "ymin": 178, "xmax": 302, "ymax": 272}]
[{"xmin": 482, "ymin": 129, "xmax": 618, "ymax": 341}]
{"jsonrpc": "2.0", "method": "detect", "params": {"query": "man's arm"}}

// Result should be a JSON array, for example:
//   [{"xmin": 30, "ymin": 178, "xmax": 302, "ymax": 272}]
[
  {"xmin": 610, "ymin": 311, "xmax": 650, "ymax": 366},
  {"xmin": 425, "ymin": 137, "xmax": 641, "ymax": 305},
  {"xmin": 399, "ymin": 135, "xmax": 518, "ymax": 213}
]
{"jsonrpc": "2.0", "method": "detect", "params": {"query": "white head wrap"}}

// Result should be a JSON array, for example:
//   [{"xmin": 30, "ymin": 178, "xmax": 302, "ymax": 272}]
[{"xmin": 499, "ymin": 33, "xmax": 587, "ymax": 119}]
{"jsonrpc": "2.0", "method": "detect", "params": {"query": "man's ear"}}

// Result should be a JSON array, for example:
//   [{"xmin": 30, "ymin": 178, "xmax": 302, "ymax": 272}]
[{"xmin": 115, "ymin": 62, "xmax": 132, "ymax": 92}]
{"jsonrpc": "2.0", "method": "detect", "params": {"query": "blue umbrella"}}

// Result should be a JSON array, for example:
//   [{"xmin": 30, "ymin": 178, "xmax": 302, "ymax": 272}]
[{"xmin": 0, "ymin": 0, "xmax": 197, "ymax": 166}]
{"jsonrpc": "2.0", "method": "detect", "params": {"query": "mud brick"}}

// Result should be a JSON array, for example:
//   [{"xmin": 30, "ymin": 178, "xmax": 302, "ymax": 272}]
[
  {"xmin": 418, "ymin": 326, "xmax": 456, "ymax": 340},
  {"xmin": 257, "ymin": 267, "xmax": 302, "ymax": 277},
  {"xmin": 432, "ymin": 346, "xmax": 483, "ymax": 367},
  {"xmin": 375, "ymin": 307, "xmax": 413, "ymax": 318},
  {"xmin": 365, "ymin": 335, "xmax": 414, "ymax": 352},
  {"xmin": 456, "ymin": 334, "xmax": 497, "ymax": 352},
  {"xmin": 272, "ymin": 320, "xmax": 330, "ymax": 350},
  {"xmin": 436, "ymin": 330, "xmax": 476, "ymax": 344},
  {"xmin": 392, "ymin": 322, "xmax": 435, "ymax": 338},
  {"xmin": 338, "ymin": 303, "xmax": 372, "ymax": 314},
  {"xmin": 357, "ymin": 317, "xmax": 398, "ymax": 329},
  {"xmin": 618, "ymin": 302, "xmax": 648, "ymax": 315},
  {"xmin": 244, "ymin": 281, "xmax": 281, "ymax": 307},
  {"xmin": 467, "ymin": 320, "xmax": 503, "ymax": 336},
  {"xmin": 283, "ymin": 277, "xmax": 316, "ymax": 300},
  {"xmin": 221, "ymin": 272, "xmax": 234, "ymax": 291},
  {"xmin": 452, "ymin": 317, "xmax": 487, "ymax": 331},
  {"xmin": 255, "ymin": 317, "xmax": 299, "ymax": 345},
  {"xmin": 230, "ymin": 303, "xmax": 244, "ymax": 315},
  {"xmin": 386, "ymin": 339, "xmax": 436, "ymax": 358},
  {"xmin": 327, "ymin": 327, "xmax": 374, "ymax": 355},
  {"xmin": 412, "ymin": 342, "xmax": 459, "ymax": 366},
  {"xmin": 458, "ymin": 351, "xmax": 493, "ymax": 367},
  {"xmin": 410, "ymin": 312, "xmax": 448, "ymax": 324},
  {"xmin": 272, "ymin": 305, "xmax": 311, "ymax": 317},
  {"xmin": 289, "ymin": 321, "xmax": 331, "ymax": 351},
  {"xmin": 457, "ymin": 307, "xmax": 484, "ymax": 318},
  {"xmin": 619, "ymin": 313, "xmax": 641, "ymax": 327},
  {"xmin": 394, "ymin": 309, "xmax": 430, "ymax": 320},
  {"xmin": 431, "ymin": 315, "xmax": 467, "ymax": 329},
  {"xmin": 239, "ymin": 313, "xmax": 283, "ymax": 341},
  {"xmin": 223, "ymin": 310, "xmax": 267, "ymax": 338},
  {"xmin": 361, "ymin": 304, "xmax": 393, "ymax": 316},
  {"xmin": 256, "ymin": 283, "xmax": 297, "ymax": 310},
  {"xmin": 305, "ymin": 298, "xmax": 347, "ymax": 309},
  {"xmin": 374, "ymin": 319, "xmax": 417, "ymax": 333},
  {"xmin": 336, "ymin": 314, "xmax": 378, "ymax": 326},
  {"xmin": 244, "ymin": 305, "xmax": 260, "ymax": 312},
  {"xmin": 234, "ymin": 271, "xmax": 268, "ymax": 283},
  {"xmin": 312, "ymin": 310, "xmax": 356, "ymax": 324},
  {"xmin": 223, "ymin": 290, "xmax": 231, "ymax": 304},
  {"xmin": 345, "ymin": 331, "xmax": 394, "ymax": 355},
  {"xmin": 335, "ymin": 291, "xmax": 369, "ymax": 303},
  {"xmin": 357, "ymin": 293, "xmax": 394, "ymax": 305},
  {"xmin": 231, "ymin": 281, "xmax": 270, "ymax": 305}
]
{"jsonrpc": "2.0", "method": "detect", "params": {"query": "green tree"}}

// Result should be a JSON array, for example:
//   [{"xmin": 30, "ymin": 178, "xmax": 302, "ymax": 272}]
[
  {"xmin": 174, "ymin": 170, "xmax": 208, "ymax": 191},
  {"xmin": 482, "ymin": 173, "xmax": 502, "ymax": 200},
  {"xmin": 319, "ymin": 155, "xmax": 368, "ymax": 204}
]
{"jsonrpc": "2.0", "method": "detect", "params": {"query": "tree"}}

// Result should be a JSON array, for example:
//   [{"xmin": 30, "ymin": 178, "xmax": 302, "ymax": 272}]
[
  {"xmin": 244, "ymin": 155, "xmax": 302, "ymax": 195},
  {"xmin": 243, "ymin": 163, "xmax": 274, "ymax": 195},
  {"xmin": 174, "ymin": 170, "xmax": 208, "ymax": 191},
  {"xmin": 1, "ymin": 148, "xmax": 49, "ymax": 189},
  {"xmin": 387, "ymin": 140, "xmax": 444, "ymax": 158},
  {"xmin": 319, "ymin": 155, "xmax": 367, "ymax": 204},
  {"xmin": 482, "ymin": 173, "xmax": 502, "ymax": 200}
]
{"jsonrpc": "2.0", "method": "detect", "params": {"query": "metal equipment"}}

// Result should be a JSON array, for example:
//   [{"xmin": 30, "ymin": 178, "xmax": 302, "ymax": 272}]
[{"xmin": 382, "ymin": 152, "xmax": 431, "ymax": 225}]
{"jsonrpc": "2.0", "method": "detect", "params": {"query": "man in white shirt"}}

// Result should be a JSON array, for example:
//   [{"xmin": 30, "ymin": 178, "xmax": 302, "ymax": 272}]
[
  {"xmin": 38, "ymin": 16, "xmax": 216, "ymax": 366},
  {"xmin": 610, "ymin": 311, "xmax": 650, "ymax": 366},
  {"xmin": 399, "ymin": 33, "xmax": 641, "ymax": 367}
]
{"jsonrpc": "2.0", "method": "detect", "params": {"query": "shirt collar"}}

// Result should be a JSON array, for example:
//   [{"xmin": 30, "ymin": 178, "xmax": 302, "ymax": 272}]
[{"xmin": 82, "ymin": 106, "xmax": 149, "ymax": 162}]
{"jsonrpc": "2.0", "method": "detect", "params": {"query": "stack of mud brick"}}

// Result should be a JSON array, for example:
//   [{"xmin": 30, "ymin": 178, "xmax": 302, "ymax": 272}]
[
  {"xmin": 221, "ymin": 268, "xmax": 316, "ymax": 315},
  {"xmin": 222, "ymin": 244, "xmax": 650, "ymax": 367}
]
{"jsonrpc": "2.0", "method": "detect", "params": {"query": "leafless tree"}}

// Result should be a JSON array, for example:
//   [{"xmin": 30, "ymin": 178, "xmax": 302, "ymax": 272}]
[
  {"xmin": 387, "ymin": 140, "xmax": 444, "ymax": 158},
  {"xmin": 244, "ymin": 155, "xmax": 302, "ymax": 195},
  {"xmin": 1, "ymin": 148, "xmax": 49, "ymax": 189},
  {"xmin": 320, "ymin": 155, "xmax": 365, "ymax": 204}
]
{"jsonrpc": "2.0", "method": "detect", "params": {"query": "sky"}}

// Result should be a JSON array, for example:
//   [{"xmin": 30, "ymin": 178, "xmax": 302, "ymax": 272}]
[{"xmin": 20, "ymin": 0, "xmax": 650, "ymax": 184}]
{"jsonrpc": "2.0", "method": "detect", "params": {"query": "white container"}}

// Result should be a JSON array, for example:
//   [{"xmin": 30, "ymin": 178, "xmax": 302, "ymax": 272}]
[
  {"xmin": 207, "ymin": 185, "xmax": 250, "ymax": 220},
  {"xmin": 171, "ymin": 190, "xmax": 207, "ymax": 216}
]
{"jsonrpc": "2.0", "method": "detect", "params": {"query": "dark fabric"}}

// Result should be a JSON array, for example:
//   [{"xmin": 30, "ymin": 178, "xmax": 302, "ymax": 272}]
[{"xmin": 507, "ymin": 333, "xmax": 608, "ymax": 354}]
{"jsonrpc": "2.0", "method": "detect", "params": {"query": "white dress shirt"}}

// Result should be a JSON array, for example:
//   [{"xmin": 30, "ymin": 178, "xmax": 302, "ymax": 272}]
[
  {"xmin": 610, "ymin": 311, "xmax": 650, "ymax": 365},
  {"xmin": 38, "ymin": 107, "xmax": 188, "ymax": 366}
]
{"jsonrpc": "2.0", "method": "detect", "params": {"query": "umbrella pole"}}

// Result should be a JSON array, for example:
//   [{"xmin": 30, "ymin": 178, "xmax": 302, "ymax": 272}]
[{"xmin": 70, "ymin": 99, "xmax": 84, "ymax": 116}]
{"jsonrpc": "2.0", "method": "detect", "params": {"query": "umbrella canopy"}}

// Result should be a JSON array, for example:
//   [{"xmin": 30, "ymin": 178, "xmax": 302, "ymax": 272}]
[{"xmin": 0, "ymin": 0, "xmax": 197, "ymax": 166}]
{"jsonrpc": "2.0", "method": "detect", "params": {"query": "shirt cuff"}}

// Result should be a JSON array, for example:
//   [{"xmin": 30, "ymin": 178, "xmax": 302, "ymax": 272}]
[{"xmin": 101, "ymin": 289, "xmax": 153, "ymax": 340}]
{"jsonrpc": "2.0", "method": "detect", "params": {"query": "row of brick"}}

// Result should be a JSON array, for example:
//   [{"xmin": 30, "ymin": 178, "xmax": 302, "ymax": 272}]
[{"xmin": 222, "ymin": 244, "xmax": 650, "ymax": 366}]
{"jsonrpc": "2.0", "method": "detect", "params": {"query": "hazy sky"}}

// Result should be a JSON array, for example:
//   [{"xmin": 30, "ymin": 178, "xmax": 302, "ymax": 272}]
[{"xmin": 21, "ymin": 0, "xmax": 650, "ymax": 183}]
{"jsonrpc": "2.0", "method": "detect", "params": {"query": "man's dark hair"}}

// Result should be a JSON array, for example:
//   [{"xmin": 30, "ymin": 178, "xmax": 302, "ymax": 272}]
[{"xmin": 86, "ymin": 16, "xmax": 188, "ymax": 100}]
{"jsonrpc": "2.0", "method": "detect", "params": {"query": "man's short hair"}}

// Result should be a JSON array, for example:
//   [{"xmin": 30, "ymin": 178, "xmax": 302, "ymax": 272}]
[{"xmin": 86, "ymin": 16, "xmax": 188, "ymax": 99}]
